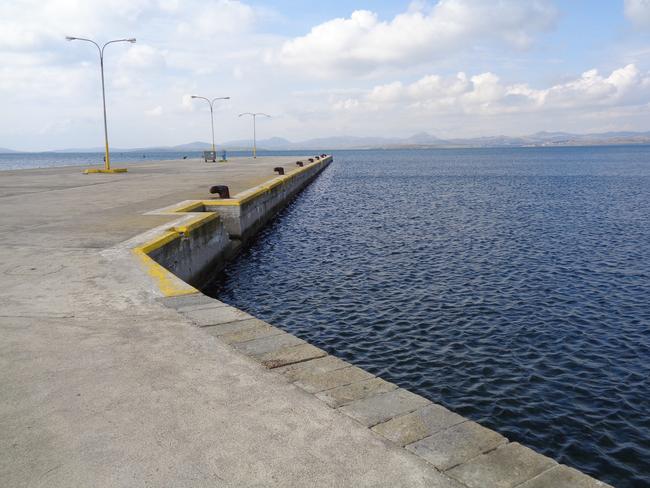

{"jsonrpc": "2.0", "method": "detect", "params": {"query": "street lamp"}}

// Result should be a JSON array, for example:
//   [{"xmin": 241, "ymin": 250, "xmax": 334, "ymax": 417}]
[
  {"xmin": 238, "ymin": 112, "xmax": 271, "ymax": 158},
  {"xmin": 191, "ymin": 96, "xmax": 230, "ymax": 153},
  {"xmin": 66, "ymin": 36, "xmax": 136, "ymax": 174}
]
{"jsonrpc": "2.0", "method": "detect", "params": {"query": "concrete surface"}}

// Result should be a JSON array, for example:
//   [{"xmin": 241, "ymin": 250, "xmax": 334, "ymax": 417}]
[
  {"xmin": 0, "ymin": 157, "xmax": 462, "ymax": 487},
  {"xmin": 0, "ymin": 156, "xmax": 617, "ymax": 487},
  {"xmin": 371, "ymin": 403, "xmax": 466, "ymax": 447},
  {"xmin": 446, "ymin": 443, "xmax": 557, "ymax": 488},
  {"xmin": 406, "ymin": 421, "xmax": 507, "ymax": 471}
]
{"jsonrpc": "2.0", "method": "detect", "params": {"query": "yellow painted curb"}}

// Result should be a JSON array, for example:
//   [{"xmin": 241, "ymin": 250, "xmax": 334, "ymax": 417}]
[{"xmin": 172, "ymin": 213, "xmax": 219, "ymax": 236}]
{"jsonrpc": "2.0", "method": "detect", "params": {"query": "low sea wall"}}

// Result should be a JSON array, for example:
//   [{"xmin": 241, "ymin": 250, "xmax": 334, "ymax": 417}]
[{"xmin": 136, "ymin": 155, "xmax": 332, "ymax": 292}]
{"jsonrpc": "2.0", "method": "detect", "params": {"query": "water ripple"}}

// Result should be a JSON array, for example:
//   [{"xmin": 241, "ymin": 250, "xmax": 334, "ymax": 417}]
[{"xmin": 206, "ymin": 147, "xmax": 650, "ymax": 488}]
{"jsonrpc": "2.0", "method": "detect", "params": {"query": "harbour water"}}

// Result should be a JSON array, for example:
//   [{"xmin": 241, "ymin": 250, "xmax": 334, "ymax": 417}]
[
  {"xmin": 0, "ymin": 150, "xmax": 309, "ymax": 171},
  {"xmin": 207, "ymin": 146, "xmax": 650, "ymax": 487}
]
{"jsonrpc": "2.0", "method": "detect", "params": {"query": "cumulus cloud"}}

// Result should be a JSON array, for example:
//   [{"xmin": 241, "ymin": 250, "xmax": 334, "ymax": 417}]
[
  {"xmin": 625, "ymin": 0, "xmax": 650, "ymax": 28},
  {"xmin": 275, "ymin": 0, "xmax": 558, "ymax": 75},
  {"xmin": 332, "ymin": 64, "xmax": 650, "ymax": 116}
]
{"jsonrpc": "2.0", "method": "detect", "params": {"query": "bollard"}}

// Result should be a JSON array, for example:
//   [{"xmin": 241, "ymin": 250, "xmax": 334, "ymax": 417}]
[
  {"xmin": 274, "ymin": 167, "xmax": 285, "ymax": 175},
  {"xmin": 321, "ymin": 153, "xmax": 327, "ymax": 158},
  {"xmin": 315, "ymin": 155, "xmax": 321, "ymax": 160},
  {"xmin": 209, "ymin": 185, "xmax": 230, "ymax": 198},
  {"xmin": 296, "ymin": 161, "xmax": 304, "ymax": 167},
  {"xmin": 308, "ymin": 158, "xmax": 314, "ymax": 162}
]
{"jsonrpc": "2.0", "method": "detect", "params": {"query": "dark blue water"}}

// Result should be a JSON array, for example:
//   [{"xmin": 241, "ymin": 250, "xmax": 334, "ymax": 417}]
[
  {"xmin": 206, "ymin": 147, "xmax": 650, "ymax": 487},
  {"xmin": 0, "ymin": 150, "xmax": 310, "ymax": 171}
]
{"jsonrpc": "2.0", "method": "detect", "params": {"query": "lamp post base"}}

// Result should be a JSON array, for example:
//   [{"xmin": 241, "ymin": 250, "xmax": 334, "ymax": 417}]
[{"xmin": 83, "ymin": 168, "xmax": 128, "ymax": 174}]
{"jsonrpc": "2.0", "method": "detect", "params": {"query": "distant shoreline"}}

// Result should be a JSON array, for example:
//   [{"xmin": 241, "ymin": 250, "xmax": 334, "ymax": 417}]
[{"xmin": 3, "ymin": 141, "xmax": 650, "ymax": 155}]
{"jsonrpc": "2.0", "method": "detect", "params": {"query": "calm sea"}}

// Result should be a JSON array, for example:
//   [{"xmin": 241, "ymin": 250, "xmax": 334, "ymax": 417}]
[
  {"xmin": 0, "ymin": 150, "xmax": 310, "ymax": 171},
  {"xmin": 206, "ymin": 146, "xmax": 650, "ymax": 487}
]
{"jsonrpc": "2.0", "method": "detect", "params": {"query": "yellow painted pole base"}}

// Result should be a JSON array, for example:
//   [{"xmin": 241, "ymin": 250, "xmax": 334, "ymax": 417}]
[{"xmin": 83, "ymin": 168, "xmax": 128, "ymax": 174}]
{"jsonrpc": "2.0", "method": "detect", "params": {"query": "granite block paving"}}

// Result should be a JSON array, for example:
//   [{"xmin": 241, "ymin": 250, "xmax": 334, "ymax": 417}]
[
  {"xmin": 184, "ymin": 305, "xmax": 255, "ymax": 327},
  {"xmin": 315, "ymin": 377, "xmax": 398, "ymax": 408},
  {"xmin": 446, "ymin": 442, "xmax": 557, "ymax": 488},
  {"xmin": 338, "ymin": 388, "xmax": 431, "ymax": 427},
  {"xmin": 258, "ymin": 343, "xmax": 327, "ymax": 369},
  {"xmin": 274, "ymin": 355, "xmax": 351, "ymax": 381},
  {"xmin": 406, "ymin": 421, "xmax": 507, "ymax": 471},
  {"xmin": 201, "ymin": 318, "xmax": 268, "ymax": 337},
  {"xmin": 294, "ymin": 366, "xmax": 374, "ymax": 394},
  {"xmin": 218, "ymin": 323, "xmax": 284, "ymax": 345},
  {"xmin": 232, "ymin": 333, "xmax": 304, "ymax": 357},
  {"xmin": 371, "ymin": 403, "xmax": 466, "ymax": 447},
  {"xmin": 159, "ymin": 292, "xmax": 220, "ymax": 310},
  {"xmin": 517, "ymin": 465, "xmax": 614, "ymax": 488},
  {"xmin": 175, "ymin": 301, "xmax": 229, "ymax": 313}
]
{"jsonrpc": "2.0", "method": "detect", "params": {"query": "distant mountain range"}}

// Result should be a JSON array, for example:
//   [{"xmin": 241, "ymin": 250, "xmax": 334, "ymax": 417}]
[{"xmin": 3, "ymin": 131, "xmax": 650, "ymax": 153}]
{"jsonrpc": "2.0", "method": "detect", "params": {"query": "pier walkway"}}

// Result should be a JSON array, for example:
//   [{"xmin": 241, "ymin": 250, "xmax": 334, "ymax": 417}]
[{"xmin": 0, "ymin": 157, "xmax": 457, "ymax": 487}]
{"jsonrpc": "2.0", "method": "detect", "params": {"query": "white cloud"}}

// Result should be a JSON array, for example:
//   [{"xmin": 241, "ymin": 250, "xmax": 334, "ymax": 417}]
[
  {"xmin": 333, "ymin": 64, "xmax": 650, "ymax": 116},
  {"xmin": 145, "ymin": 105, "xmax": 163, "ymax": 116},
  {"xmin": 625, "ymin": 0, "xmax": 650, "ymax": 28},
  {"xmin": 275, "ymin": 0, "xmax": 558, "ymax": 75}
]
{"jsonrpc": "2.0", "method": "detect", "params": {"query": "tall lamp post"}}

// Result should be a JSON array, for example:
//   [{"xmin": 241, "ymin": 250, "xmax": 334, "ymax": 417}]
[
  {"xmin": 239, "ymin": 112, "xmax": 270, "ymax": 158},
  {"xmin": 66, "ymin": 36, "xmax": 136, "ymax": 174},
  {"xmin": 191, "ymin": 96, "xmax": 230, "ymax": 153}
]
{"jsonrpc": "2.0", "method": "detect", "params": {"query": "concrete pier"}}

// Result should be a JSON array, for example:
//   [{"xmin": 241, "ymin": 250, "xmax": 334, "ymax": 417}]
[{"xmin": 0, "ymin": 157, "xmax": 612, "ymax": 487}]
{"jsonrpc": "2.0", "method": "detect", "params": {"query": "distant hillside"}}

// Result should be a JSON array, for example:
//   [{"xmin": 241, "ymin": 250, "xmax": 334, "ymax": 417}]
[
  {"xmin": 0, "ymin": 147, "xmax": 18, "ymax": 153},
  {"xmin": 8, "ymin": 130, "xmax": 650, "ymax": 153}
]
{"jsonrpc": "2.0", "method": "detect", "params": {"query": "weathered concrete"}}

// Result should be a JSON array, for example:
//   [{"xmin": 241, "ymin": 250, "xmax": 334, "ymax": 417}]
[
  {"xmin": 274, "ymin": 355, "xmax": 351, "ymax": 381},
  {"xmin": 232, "ymin": 331, "xmax": 305, "ymax": 356},
  {"xmin": 218, "ymin": 322, "xmax": 284, "ymax": 344},
  {"xmin": 294, "ymin": 365, "xmax": 375, "ymax": 393},
  {"xmin": 371, "ymin": 403, "xmax": 466, "ymax": 447},
  {"xmin": 185, "ymin": 304, "xmax": 254, "ymax": 326},
  {"xmin": 339, "ymin": 388, "xmax": 431, "ymax": 427},
  {"xmin": 446, "ymin": 442, "xmax": 557, "ymax": 488},
  {"xmin": 258, "ymin": 343, "xmax": 327, "ymax": 369},
  {"xmin": 0, "ymin": 157, "xmax": 462, "ymax": 487},
  {"xmin": 316, "ymin": 377, "xmax": 398, "ymax": 408},
  {"xmin": 518, "ymin": 465, "xmax": 613, "ymax": 488},
  {"xmin": 202, "ymin": 317, "xmax": 270, "ymax": 337},
  {"xmin": 406, "ymin": 421, "xmax": 507, "ymax": 471}
]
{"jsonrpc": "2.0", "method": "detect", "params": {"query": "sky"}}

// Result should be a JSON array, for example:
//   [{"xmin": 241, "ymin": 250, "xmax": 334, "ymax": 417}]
[{"xmin": 2, "ymin": 0, "xmax": 650, "ymax": 151}]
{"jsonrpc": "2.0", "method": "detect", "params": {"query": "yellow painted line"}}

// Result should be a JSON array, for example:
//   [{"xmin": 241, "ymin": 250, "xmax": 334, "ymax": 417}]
[
  {"xmin": 133, "ymin": 248, "xmax": 197, "ymax": 297},
  {"xmin": 137, "ymin": 230, "xmax": 180, "ymax": 254},
  {"xmin": 172, "ymin": 212, "xmax": 219, "ymax": 235},
  {"xmin": 172, "ymin": 201, "xmax": 205, "ymax": 213},
  {"xmin": 198, "ymin": 199, "xmax": 241, "ymax": 207}
]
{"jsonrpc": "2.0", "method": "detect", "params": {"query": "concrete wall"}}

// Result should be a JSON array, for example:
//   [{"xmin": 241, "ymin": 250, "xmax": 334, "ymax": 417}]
[
  {"xmin": 145, "ymin": 156, "xmax": 331, "ymax": 290},
  {"xmin": 149, "ymin": 216, "xmax": 234, "ymax": 288},
  {"xmin": 206, "ymin": 157, "xmax": 330, "ymax": 240}
]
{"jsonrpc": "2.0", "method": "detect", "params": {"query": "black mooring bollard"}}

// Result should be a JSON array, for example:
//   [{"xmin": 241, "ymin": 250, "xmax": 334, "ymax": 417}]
[
  {"xmin": 308, "ymin": 158, "xmax": 314, "ymax": 162},
  {"xmin": 274, "ymin": 167, "xmax": 285, "ymax": 175},
  {"xmin": 209, "ymin": 185, "xmax": 230, "ymax": 198},
  {"xmin": 296, "ymin": 161, "xmax": 304, "ymax": 167}
]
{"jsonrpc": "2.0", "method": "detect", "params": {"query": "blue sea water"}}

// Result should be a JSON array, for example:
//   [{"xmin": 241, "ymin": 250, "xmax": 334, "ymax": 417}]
[
  {"xmin": 206, "ymin": 146, "xmax": 650, "ymax": 487},
  {"xmin": 0, "ymin": 150, "xmax": 309, "ymax": 171}
]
